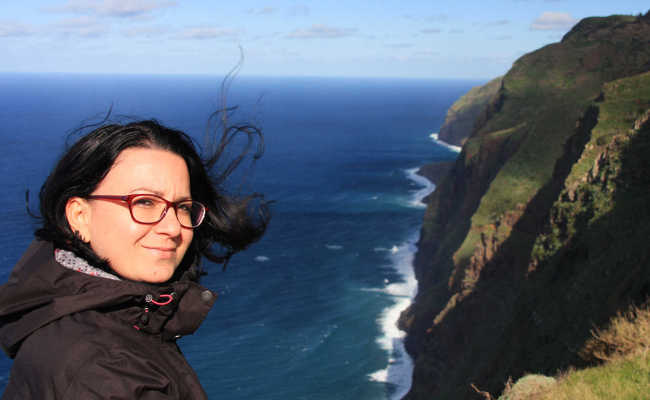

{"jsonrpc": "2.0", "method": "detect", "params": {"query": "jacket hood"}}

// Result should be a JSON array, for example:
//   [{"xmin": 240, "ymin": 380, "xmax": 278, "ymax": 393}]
[{"xmin": 0, "ymin": 240, "xmax": 217, "ymax": 359}]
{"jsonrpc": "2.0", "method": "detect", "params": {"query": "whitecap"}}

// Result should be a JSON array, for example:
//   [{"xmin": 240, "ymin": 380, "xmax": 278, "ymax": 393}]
[
  {"xmin": 367, "ymin": 231, "xmax": 419, "ymax": 399},
  {"xmin": 360, "ymin": 287, "xmax": 384, "ymax": 293},
  {"xmin": 254, "ymin": 256, "xmax": 270, "ymax": 262},
  {"xmin": 404, "ymin": 168, "xmax": 436, "ymax": 208},
  {"xmin": 429, "ymin": 132, "xmax": 461, "ymax": 153},
  {"xmin": 368, "ymin": 368, "xmax": 388, "ymax": 383},
  {"xmin": 325, "ymin": 244, "xmax": 343, "ymax": 250}
]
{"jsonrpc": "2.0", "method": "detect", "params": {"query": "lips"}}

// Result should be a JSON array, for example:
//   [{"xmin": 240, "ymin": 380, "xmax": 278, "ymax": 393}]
[{"xmin": 143, "ymin": 246, "xmax": 177, "ymax": 258}]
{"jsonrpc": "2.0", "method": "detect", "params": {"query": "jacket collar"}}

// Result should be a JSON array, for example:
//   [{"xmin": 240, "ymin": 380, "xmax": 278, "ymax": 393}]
[{"xmin": 0, "ymin": 240, "xmax": 217, "ymax": 358}]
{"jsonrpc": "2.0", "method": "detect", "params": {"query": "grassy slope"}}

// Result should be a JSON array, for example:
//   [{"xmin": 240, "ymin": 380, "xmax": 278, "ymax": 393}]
[
  {"xmin": 404, "ymin": 13, "xmax": 650, "ymax": 400},
  {"xmin": 531, "ymin": 71, "xmax": 650, "ymax": 266},
  {"xmin": 499, "ymin": 353, "xmax": 649, "ymax": 400},
  {"xmin": 540, "ymin": 354, "xmax": 650, "ymax": 400},
  {"xmin": 501, "ymin": 70, "xmax": 650, "ymax": 398},
  {"xmin": 452, "ymin": 16, "xmax": 649, "ymax": 280},
  {"xmin": 438, "ymin": 76, "xmax": 503, "ymax": 146},
  {"xmin": 500, "ymin": 301, "xmax": 650, "ymax": 400}
]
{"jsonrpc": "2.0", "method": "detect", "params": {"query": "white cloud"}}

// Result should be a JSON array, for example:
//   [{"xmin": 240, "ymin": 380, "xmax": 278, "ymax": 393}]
[
  {"xmin": 54, "ymin": 16, "xmax": 109, "ymax": 38},
  {"xmin": 531, "ymin": 12, "xmax": 577, "ymax": 31},
  {"xmin": 176, "ymin": 27, "xmax": 240, "ymax": 40},
  {"xmin": 53, "ymin": 0, "xmax": 176, "ymax": 18},
  {"xmin": 421, "ymin": 28, "xmax": 442, "ymax": 34},
  {"xmin": 0, "ymin": 22, "xmax": 36, "ymax": 37},
  {"xmin": 286, "ymin": 24, "xmax": 357, "ymax": 39}
]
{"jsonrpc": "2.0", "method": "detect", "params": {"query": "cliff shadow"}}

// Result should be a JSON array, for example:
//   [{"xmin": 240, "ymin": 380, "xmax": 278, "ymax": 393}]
[{"xmin": 423, "ymin": 111, "xmax": 650, "ymax": 399}]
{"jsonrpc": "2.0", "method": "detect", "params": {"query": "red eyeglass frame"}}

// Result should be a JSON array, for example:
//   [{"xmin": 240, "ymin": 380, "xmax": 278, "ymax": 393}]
[{"xmin": 86, "ymin": 194, "xmax": 207, "ymax": 228}]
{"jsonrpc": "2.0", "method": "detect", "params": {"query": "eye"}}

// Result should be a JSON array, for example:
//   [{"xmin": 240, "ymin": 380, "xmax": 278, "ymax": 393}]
[
  {"xmin": 132, "ymin": 196, "xmax": 158, "ymax": 208},
  {"xmin": 177, "ymin": 202, "xmax": 193, "ymax": 214}
]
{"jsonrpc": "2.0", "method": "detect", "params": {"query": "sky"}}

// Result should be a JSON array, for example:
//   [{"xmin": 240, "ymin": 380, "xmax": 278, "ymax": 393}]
[{"xmin": 1, "ymin": 0, "xmax": 649, "ymax": 79}]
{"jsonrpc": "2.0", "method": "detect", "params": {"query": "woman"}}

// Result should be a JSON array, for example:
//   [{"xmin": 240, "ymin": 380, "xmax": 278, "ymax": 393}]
[{"xmin": 0, "ymin": 118, "xmax": 268, "ymax": 399}]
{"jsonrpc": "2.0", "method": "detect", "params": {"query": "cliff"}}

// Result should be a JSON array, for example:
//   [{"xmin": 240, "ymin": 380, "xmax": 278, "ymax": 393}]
[
  {"xmin": 401, "ymin": 12, "xmax": 650, "ymax": 399},
  {"xmin": 437, "ymin": 76, "xmax": 503, "ymax": 146}
]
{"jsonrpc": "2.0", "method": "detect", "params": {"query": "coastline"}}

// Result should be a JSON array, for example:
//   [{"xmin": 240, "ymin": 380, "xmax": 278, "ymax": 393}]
[
  {"xmin": 369, "ymin": 230, "xmax": 419, "ymax": 400},
  {"xmin": 429, "ymin": 132, "xmax": 462, "ymax": 153},
  {"xmin": 368, "ymin": 167, "xmax": 439, "ymax": 399},
  {"xmin": 386, "ymin": 134, "xmax": 461, "ymax": 399},
  {"xmin": 371, "ymin": 132, "xmax": 461, "ymax": 399}
]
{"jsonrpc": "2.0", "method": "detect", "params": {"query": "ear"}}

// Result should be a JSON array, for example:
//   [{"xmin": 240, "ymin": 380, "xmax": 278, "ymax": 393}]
[{"xmin": 65, "ymin": 197, "xmax": 92, "ymax": 243}]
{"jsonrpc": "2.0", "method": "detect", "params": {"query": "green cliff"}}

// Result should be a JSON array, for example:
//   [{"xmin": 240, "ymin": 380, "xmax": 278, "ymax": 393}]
[
  {"xmin": 401, "ymin": 12, "xmax": 650, "ymax": 400},
  {"xmin": 437, "ymin": 76, "xmax": 503, "ymax": 146}
]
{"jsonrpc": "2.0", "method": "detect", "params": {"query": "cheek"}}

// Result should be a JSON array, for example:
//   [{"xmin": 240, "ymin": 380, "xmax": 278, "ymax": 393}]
[
  {"xmin": 89, "ymin": 209, "xmax": 149, "ymax": 258},
  {"xmin": 179, "ymin": 230, "xmax": 194, "ymax": 254}
]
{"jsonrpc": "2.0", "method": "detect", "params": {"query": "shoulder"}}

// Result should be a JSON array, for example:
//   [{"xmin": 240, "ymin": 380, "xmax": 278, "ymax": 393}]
[{"xmin": 10, "ymin": 312, "xmax": 181, "ymax": 399}]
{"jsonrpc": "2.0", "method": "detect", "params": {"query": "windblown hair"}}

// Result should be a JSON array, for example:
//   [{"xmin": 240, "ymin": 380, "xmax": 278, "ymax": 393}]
[{"xmin": 36, "ymin": 110, "xmax": 269, "ymax": 281}]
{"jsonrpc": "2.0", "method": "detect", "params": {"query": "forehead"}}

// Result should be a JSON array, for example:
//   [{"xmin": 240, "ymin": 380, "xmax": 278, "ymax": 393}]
[{"xmin": 98, "ymin": 147, "xmax": 190, "ymax": 194}]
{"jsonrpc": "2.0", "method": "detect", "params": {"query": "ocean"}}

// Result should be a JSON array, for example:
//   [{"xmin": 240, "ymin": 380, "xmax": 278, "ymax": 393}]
[{"xmin": 0, "ymin": 73, "xmax": 478, "ymax": 399}]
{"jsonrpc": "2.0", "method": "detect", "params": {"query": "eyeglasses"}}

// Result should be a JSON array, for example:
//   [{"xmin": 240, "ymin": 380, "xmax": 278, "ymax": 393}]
[{"xmin": 86, "ymin": 194, "xmax": 207, "ymax": 228}]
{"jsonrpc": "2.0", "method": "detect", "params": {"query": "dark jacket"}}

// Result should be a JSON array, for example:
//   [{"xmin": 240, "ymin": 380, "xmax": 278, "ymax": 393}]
[{"xmin": 0, "ymin": 240, "xmax": 217, "ymax": 399}]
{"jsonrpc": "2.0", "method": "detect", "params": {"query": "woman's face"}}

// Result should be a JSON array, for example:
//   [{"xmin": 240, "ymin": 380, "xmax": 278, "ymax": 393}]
[{"xmin": 76, "ymin": 147, "xmax": 194, "ymax": 283}]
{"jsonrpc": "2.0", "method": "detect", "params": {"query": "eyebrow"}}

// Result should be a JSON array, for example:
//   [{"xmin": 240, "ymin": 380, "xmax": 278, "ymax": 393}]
[{"xmin": 129, "ymin": 188, "xmax": 192, "ymax": 201}]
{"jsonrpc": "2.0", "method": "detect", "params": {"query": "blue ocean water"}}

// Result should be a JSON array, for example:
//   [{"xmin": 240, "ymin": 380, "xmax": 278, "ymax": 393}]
[{"xmin": 0, "ymin": 73, "xmax": 478, "ymax": 399}]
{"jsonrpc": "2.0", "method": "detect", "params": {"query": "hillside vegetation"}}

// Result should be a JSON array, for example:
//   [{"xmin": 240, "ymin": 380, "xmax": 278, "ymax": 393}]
[
  {"xmin": 500, "ymin": 301, "xmax": 650, "ymax": 400},
  {"xmin": 400, "ymin": 12, "xmax": 650, "ymax": 400},
  {"xmin": 438, "ymin": 76, "xmax": 503, "ymax": 146}
]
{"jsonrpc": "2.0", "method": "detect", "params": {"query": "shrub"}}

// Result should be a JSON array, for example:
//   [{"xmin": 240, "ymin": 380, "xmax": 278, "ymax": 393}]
[{"xmin": 579, "ymin": 301, "xmax": 650, "ymax": 363}]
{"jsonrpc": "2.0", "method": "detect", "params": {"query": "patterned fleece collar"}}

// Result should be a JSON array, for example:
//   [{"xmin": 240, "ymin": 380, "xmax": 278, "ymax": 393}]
[{"xmin": 54, "ymin": 249, "xmax": 121, "ymax": 281}]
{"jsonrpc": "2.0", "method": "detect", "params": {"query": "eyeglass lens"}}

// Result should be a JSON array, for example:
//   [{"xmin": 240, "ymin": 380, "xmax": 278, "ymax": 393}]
[{"xmin": 130, "ymin": 195, "xmax": 205, "ymax": 227}]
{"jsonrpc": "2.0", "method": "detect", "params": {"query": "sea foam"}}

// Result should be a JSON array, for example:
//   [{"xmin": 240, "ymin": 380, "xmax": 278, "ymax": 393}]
[
  {"xmin": 367, "ymin": 234, "xmax": 418, "ymax": 400},
  {"xmin": 429, "ymin": 132, "xmax": 462, "ymax": 152},
  {"xmin": 367, "ymin": 158, "xmax": 438, "ymax": 398},
  {"xmin": 405, "ymin": 168, "xmax": 436, "ymax": 208}
]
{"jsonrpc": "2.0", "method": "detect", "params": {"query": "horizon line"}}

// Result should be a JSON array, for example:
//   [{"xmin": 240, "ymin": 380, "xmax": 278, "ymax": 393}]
[{"xmin": 0, "ymin": 70, "xmax": 495, "ymax": 82}]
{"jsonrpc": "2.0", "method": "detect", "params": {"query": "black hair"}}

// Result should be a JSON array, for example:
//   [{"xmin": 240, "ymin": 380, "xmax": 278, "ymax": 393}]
[{"xmin": 35, "ymin": 112, "xmax": 269, "ymax": 281}]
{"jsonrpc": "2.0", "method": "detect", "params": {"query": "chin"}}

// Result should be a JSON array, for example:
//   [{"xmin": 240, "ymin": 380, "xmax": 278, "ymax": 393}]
[{"xmin": 141, "ymin": 265, "xmax": 177, "ymax": 283}]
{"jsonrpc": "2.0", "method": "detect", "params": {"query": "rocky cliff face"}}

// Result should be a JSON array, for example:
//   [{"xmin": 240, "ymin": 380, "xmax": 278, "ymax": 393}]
[{"xmin": 402, "ymin": 13, "xmax": 650, "ymax": 400}]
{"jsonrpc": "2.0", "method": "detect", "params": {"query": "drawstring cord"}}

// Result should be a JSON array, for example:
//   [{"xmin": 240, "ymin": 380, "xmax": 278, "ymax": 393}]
[
  {"xmin": 133, "ymin": 292, "xmax": 176, "ymax": 330},
  {"xmin": 148, "ymin": 294, "xmax": 174, "ymax": 306}
]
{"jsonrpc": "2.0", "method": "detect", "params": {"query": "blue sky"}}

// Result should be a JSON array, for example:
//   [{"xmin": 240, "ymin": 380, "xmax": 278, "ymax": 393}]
[{"xmin": 2, "ymin": 1, "xmax": 648, "ymax": 79}]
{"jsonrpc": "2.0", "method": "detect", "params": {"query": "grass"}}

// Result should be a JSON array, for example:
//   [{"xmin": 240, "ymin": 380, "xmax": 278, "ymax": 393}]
[
  {"xmin": 566, "ymin": 71, "xmax": 650, "ymax": 185},
  {"xmin": 534, "ymin": 354, "xmax": 649, "ymax": 400},
  {"xmin": 439, "ymin": 76, "xmax": 503, "ymax": 145},
  {"xmin": 580, "ymin": 302, "xmax": 650, "ymax": 363},
  {"xmin": 499, "ymin": 303, "xmax": 650, "ymax": 400},
  {"xmin": 497, "ymin": 375, "xmax": 556, "ymax": 400},
  {"xmin": 408, "ymin": 15, "xmax": 650, "ymax": 400},
  {"xmin": 448, "ymin": 76, "xmax": 503, "ymax": 115},
  {"xmin": 531, "ymin": 71, "xmax": 650, "ymax": 266},
  {"xmin": 464, "ymin": 123, "xmax": 527, "ymax": 162}
]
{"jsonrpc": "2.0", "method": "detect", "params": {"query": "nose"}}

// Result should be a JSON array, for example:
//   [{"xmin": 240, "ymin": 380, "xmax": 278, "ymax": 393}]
[{"xmin": 154, "ymin": 205, "xmax": 183, "ymax": 237}]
